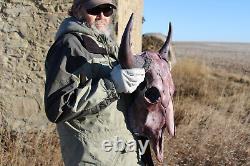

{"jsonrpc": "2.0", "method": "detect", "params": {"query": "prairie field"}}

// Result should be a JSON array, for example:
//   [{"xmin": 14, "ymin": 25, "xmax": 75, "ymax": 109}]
[
  {"xmin": 146, "ymin": 40, "xmax": 250, "ymax": 165},
  {"xmin": 163, "ymin": 57, "xmax": 250, "ymax": 165},
  {"xmin": 1, "ymin": 41, "xmax": 250, "ymax": 165}
]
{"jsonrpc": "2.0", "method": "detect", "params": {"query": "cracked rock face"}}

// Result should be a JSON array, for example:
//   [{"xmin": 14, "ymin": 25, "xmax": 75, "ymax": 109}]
[{"xmin": 1, "ymin": 0, "xmax": 71, "ymax": 130}]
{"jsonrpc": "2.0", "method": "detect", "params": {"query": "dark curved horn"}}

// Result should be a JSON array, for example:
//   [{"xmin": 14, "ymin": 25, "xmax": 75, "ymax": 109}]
[
  {"xmin": 159, "ymin": 22, "xmax": 172, "ymax": 60},
  {"xmin": 118, "ymin": 13, "xmax": 134, "ymax": 69}
]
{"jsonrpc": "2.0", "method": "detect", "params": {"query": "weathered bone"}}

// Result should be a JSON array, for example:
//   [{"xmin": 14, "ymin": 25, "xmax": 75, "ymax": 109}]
[{"xmin": 118, "ymin": 13, "xmax": 176, "ymax": 163}]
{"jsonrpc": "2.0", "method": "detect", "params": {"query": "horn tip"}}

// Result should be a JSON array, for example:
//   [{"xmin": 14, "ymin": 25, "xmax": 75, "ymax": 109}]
[
  {"xmin": 168, "ymin": 22, "xmax": 172, "ymax": 32},
  {"xmin": 129, "ymin": 13, "xmax": 134, "ymax": 23}
]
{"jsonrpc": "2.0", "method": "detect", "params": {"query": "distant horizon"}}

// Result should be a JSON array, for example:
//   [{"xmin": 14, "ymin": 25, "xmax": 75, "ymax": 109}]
[
  {"xmin": 143, "ymin": 0, "xmax": 250, "ymax": 43},
  {"xmin": 142, "ymin": 32, "xmax": 250, "ymax": 44}
]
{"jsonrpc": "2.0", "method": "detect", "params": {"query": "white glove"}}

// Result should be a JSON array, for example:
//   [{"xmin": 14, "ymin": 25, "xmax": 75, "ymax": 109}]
[{"xmin": 110, "ymin": 65, "xmax": 145, "ymax": 93}]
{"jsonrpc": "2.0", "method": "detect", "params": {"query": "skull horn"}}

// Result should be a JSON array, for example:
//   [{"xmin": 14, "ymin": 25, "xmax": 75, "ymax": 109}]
[
  {"xmin": 118, "ymin": 13, "xmax": 134, "ymax": 69},
  {"xmin": 159, "ymin": 22, "xmax": 172, "ymax": 61}
]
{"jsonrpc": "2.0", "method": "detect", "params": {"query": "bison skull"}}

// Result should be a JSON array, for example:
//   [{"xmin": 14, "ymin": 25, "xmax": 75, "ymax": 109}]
[{"xmin": 118, "ymin": 14, "xmax": 176, "ymax": 162}]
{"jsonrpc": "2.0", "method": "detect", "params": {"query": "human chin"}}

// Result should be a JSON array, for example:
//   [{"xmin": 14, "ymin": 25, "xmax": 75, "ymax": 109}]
[
  {"xmin": 95, "ymin": 23, "xmax": 107, "ymax": 30},
  {"xmin": 95, "ymin": 24, "xmax": 110, "ymax": 33},
  {"xmin": 90, "ymin": 22, "xmax": 112, "ymax": 37}
]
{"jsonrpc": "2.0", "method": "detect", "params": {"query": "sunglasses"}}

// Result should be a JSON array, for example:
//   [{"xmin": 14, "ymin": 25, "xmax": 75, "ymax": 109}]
[{"xmin": 87, "ymin": 5, "xmax": 114, "ymax": 17}]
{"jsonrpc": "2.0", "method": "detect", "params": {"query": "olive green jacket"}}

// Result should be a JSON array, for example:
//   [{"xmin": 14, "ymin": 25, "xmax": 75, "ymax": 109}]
[{"xmin": 44, "ymin": 17, "xmax": 142, "ymax": 166}]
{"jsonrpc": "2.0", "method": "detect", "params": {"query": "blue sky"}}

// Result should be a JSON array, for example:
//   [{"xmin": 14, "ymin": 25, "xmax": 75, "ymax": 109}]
[{"xmin": 143, "ymin": 0, "xmax": 250, "ymax": 42}]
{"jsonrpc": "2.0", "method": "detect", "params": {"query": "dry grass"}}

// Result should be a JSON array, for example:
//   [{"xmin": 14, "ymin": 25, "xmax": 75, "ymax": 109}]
[
  {"xmin": 0, "ymin": 117, "xmax": 63, "ymax": 166},
  {"xmin": 142, "ymin": 35, "xmax": 164, "ymax": 51},
  {"xmin": 172, "ymin": 58, "xmax": 250, "ymax": 124},
  {"xmin": 161, "ymin": 58, "xmax": 250, "ymax": 165}
]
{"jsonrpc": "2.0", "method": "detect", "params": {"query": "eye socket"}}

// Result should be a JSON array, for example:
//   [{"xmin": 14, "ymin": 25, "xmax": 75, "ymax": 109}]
[{"xmin": 145, "ymin": 87, "xmax": 161, "ymax": 103}]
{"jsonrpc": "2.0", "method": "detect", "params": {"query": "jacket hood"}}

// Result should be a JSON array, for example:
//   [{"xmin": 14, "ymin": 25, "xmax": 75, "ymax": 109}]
[
  {"xmin": 55, "ymin": 17, "xmax": 118, "ymax": 56},
  {"xmin": 55, "ymin": 17, "xmax": 97, "ymax": 40}
]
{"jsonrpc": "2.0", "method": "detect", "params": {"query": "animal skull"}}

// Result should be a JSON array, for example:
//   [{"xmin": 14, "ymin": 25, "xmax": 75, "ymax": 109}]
[{"xmin": 119, "ymin": 14, "xmax": 176, "ymax": 162}]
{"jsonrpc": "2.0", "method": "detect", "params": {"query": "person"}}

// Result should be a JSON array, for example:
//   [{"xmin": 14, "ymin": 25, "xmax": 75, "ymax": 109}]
[{"xmin": 44, "ymin": 0, "xmax": 146, "ymax": 165}]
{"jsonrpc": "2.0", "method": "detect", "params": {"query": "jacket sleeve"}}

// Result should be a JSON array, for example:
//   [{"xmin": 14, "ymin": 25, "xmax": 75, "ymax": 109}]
[{"xmin": 44, "ymin": 34, "xmax": 119, "ymax": 123}]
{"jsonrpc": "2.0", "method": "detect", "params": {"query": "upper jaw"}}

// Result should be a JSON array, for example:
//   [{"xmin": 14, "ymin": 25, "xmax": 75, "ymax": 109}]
[{"xmin": 151, "ymin": 127, "xmax": 165, "ymax": 162}]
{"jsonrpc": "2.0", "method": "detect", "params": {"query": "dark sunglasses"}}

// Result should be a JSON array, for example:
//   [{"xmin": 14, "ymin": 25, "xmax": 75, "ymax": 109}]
[{"xmin": 87, "ymin": 5, "xmax": 114, "ymax": 17}]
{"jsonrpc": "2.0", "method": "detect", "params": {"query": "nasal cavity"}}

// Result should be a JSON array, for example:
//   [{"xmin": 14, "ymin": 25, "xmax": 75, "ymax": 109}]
[{"xmin": 145, "ymin": 87, "xmax": 161, "ymax": 103}]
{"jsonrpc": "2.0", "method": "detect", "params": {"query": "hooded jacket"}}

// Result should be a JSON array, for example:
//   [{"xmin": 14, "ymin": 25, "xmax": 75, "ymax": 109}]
[{"xmin": 44, "ymin": 17, "xmax": 141, "ymax": 165}]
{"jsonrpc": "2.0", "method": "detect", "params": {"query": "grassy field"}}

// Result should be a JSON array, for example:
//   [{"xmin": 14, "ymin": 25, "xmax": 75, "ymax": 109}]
[
  {"xmin": 0, "ymin": 122, "xmax": 62, "ymax": 166},
  {"xmin": 163, "ymin": 58, "xmax": 250, "ymax": 165},
  {"xmin": 1, "ymin": 40, "xmax": 250, "ymax": 165},
  {"xmin": 143, "ymin": 37, "xmax": 250, "ymax": 165}
]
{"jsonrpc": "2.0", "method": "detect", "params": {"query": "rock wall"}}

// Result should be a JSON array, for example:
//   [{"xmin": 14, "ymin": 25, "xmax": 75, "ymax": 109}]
[
  {"xmin": 0, "ymin": 0, "xmax": 73, "ymax": 130},
  {"xmin": 0, "ymin": 0, "xmax": 143, "ymax": 130},
  {"xmin": 116, "ymin": 0, "xmax": 144, "ymax": 53}
]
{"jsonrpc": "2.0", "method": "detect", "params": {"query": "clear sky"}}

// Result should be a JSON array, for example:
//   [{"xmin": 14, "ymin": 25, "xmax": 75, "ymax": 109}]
[{"xmin": 143, "ymin": 0, "xmax": 250, "ymax": 42}]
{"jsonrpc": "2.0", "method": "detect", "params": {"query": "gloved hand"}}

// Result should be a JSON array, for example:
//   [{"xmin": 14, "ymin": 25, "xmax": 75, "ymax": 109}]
[{"xmin": 110, "ymin": 65, "xmax": 145, "ymax": 93}]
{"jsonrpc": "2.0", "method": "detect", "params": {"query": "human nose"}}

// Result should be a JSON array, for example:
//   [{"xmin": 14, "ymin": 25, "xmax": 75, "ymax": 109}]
[{"xmin": 96, "ymin": 12, "xmax": 105, "ymax": 19}]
